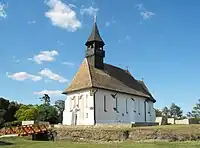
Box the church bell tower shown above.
[85,16,105,69]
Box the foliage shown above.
[54,100,65,123]
[14,105,39,121]
[162,107,170,117]
[4,101,21,122]
[0,97,21,128]
[37,104,58,124]
[155,109,162,117]
[0,96,62,127]
[4,120,22,127]
[169,103,183,119]
[187,99,200,121]
[159,103,183,119]
[40,94,50,106]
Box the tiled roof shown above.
[63,58,156,102]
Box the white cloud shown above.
[28,20,36,24]
[39,68,68,83]
[135,3,155,20]
[105,22,110,27]
[57,40,64,46]
[117,35,131,43]
[0,3,7,19]
[125,35,131,40]
[45,0,81,32]
[29,50,58,64]
[80,6,99,16]
[140,11,155,20]
[7,72,42,81]
[62,61,75,66]
[12,56,20,64]
[33,90,63,96]
[135,4,144,11]
[105,17,116,27]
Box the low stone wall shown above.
[175,119,199,125]
[155,117,167,125]
[168,118,175,125]
[54,125,200,142]
[22,120,50,126]
[54,124,132,129]
[131,122,159,127]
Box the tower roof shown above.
[85,22,105,46]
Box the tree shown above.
[54,100,65,123]
[40,94,50,105]
[37,104,58,124]
[0,97,21,127]
[155,109,162,117]
[0,109,6,127]
[187,99,200,119]
[4,101,21,122]
[0,97,10,110]
[169,103,183,119]
[162,107,170,117]
[15,105,39,121]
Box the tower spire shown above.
[85,17,105,47]
[85,18,105,69]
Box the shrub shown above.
[4,120,22,127]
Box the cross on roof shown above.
[94,15,97,23]
[141,77,144,81]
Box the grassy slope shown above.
[1,137,200,148]
[1,125,200,147]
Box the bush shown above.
[4,120,22,127]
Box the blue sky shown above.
[0,0,200,114]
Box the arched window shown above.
[78,95,83,107]
[131,98,136,112]
[126,98,128,114]
[138,100,140,115]
[85,94,88,108]
[71,96,76,108]
[148,102,151,114]
[104,95,107,112]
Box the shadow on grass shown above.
[0,141,13,146]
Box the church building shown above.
[62,20,156,125]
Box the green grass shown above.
[1,137,200,148]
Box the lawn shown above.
[1,137,200,148]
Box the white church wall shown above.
[62,89,95,125]
[63,88,156,125]
[146,101,156,122]
[95,89,156,124]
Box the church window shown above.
[104,95,107,112]
[138,100,140,115]
[71,96,76,108]
[85,94,88,108]
[148,102,151,114]
[86,113,88,118]
[78,95,83,107]
[69,98,72,109]
[115,97,118,111]
[132,98,136,112]
[126,98,128,114]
